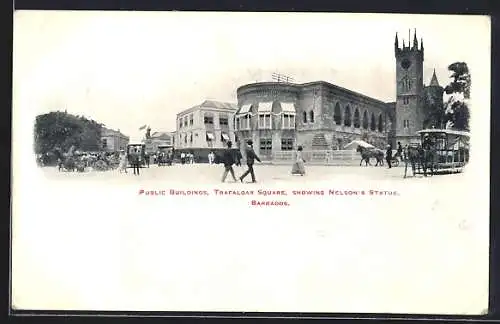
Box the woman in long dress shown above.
[119,150,128,173]
[291,145,306,176]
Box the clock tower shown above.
[394,29,425,145]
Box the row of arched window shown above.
[332,103,385,132]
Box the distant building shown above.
[101,127,129,152]
[143,131,175,153]
[175,100,238,151]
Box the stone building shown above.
[175,100,238,153]
[234,81,391,159]
[233,30,445,158]
[101,127,129,152]
[393,30,444,146]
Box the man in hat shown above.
[239,139,261,183]
[221,141,238,182]
[131,148,141,175]
[422,133,432,150]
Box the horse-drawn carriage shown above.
[157,145,174,166]
[403,129,470,177]
[126,143,147,168]
[345,140,390,166]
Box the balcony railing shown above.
[263,150,361,166]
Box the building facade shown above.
[233,30,444,157]
[175,100,238,151]
[143,131,175,154]
[101,127,130,152]
[234,82,391,159]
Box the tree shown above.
[34,111,104,156]
[443,62,471,131]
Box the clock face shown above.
[401,59,411,70]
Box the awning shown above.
[258,102,273,112]
[344,140,375,149]
[221,133,230,141]
[281,102,296,113]
[239,104,252,114]
[206,132,215,140]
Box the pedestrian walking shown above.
[239,140,261,183]
[386,144,393,169]
[118,150,128,173]
[221,141,238,182]
[291,145,306,176]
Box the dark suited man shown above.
[239,140,261,183]
[221,141,238,182]
[131,150,141,175]
[385,144,393,169]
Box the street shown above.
[40,162,465,184]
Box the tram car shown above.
[416,128,470,174]
[126,143,147,168]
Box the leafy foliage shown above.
[422,62,471,131]
[444,62,471,99]
[34,111,104,156]
[444,62,471,131]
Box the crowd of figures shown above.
[36,147,122,172]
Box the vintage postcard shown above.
[11,11,490,315]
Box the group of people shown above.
[153,151,173,166]
[56,150,121,172]
[220,140,306,183]
[220,140,261,183]
[180,152,195,164]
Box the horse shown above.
[357,146,385,166]
[404,144,437,178]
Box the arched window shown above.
[378,114,384,132]
[309,110,315,123]
[353,108,360,128]
[344,105,352,127]
[334,103,342,125]
[302,111,307,123]
[370,113,376,131]
[362,110,369,129]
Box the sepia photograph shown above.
[11,11,490,315]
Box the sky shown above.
[13,11,490,142]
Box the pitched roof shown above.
[429,69,440,87]
[151,131,172,138]
[201,100,238,110]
